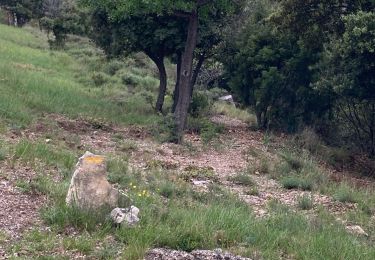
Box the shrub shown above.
[104,60,124,75]
[92,72,110,86]
[189,92,211,118]
[281,176,312,191]
[0,147,6,161]
[281,177,300,189]
[228,173,255,186]
[186,117,224,143]
[333,184,358,203]
[245,187,260,196]
[297,194,314,210]
[280,151,304,171]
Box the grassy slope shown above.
[0,24,158,128]
[0,24,374,259]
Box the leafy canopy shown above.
[81,0,235,18]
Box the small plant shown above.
[297,194,314,210]
[188,91,211,118]
[92,72,110,86]
[228,173,255,186]
[181,165,217,181]
[259,157,270,174]
[281,176,300,189]
[245,187,260,196]
[0,147,7,161]
[280,151,304,171]
[63,236,95,254]
[159,181,176,198]
[333,184,358,203]
[119,140,138,152]
[281,176,313,191]
[299,179,313,191]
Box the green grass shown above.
[0,24,159,128]
[5,139,375,259]
[297,194,314,210]
[333,183,359,203]
[228,173,255,186]
[213,101,257,125]
[2,24,375,260]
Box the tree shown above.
[82,0,242,143]
[0,0,43,26]
[315,11,375,156]
[39,0,87,48]
[89,10,186,113]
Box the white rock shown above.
[110,206,140,226]
[346,225,368,236]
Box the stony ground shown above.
[0,113,372,259]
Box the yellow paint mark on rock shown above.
[84,156,105,165]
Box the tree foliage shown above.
[222,0,375,156]
[40,0,86,48]
[315,11,375,155]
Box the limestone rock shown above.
[66,151,131,210]
[110,206,140,226]
[218,95,234,104]
[145,248,252,260]
[346,225,368,236]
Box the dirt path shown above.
[124,115,357,218]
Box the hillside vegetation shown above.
[0,23,374,260]
[0,24,160,128]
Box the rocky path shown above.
[123,115,356,218]
[0,113,366,257]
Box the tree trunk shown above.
[154,58,167,113]
[173,11,199,143]
[172,53,182,113]
[189,52,205,98]
[146,51,167,113]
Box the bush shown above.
[228,173,255,186]
[297,194,314,210]
[189,92,211,118]
[104,60,124,75]
[333,184,358,203]
[186,117,224,143]
[281,176,312,191]
[92,72,111,86]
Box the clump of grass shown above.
[63,235,95,254]
[297,194,314,210]
[107,158,133,186]
[333,183,358,203]
[281,176,300,189]
[159,181,176,198]
[181,165,217,182]
[228,173,255,186]
[281,176,313,191]
[279,151,304,171]
[118,140,138,152]
[186,117,224,144]
[12,139,75,170]
[212,101,257,125]
[0,147,7,161]
[245,187,260,196]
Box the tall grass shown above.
[0,24,159,127]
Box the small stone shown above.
[45,139,51,143]
[346,225,368,236]
[110,206,140,226]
